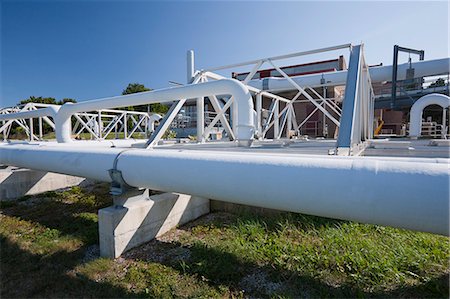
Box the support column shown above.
[274,100,279,139]
[98,189,210,258]
[256,93,262,139]
[442,108,447,139]
[197,97,205,143]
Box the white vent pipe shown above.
[409,93,450,138]
[0,144,448,236]
[247,58,450,91]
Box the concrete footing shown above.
[0,166,91,200]
[98,189,209,258]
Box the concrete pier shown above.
[98,189,209,258]
[0,166,90,200]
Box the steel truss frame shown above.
[0,103,156,141]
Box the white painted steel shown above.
[0,143,448,235]
[409,93,450,137]
[117,150,448,236]
[204,43,352,72]
[247,58,450,91]
[0,106,59,121]
[149,114,162,132]
[0,144,119,181]
[54,79,254,143]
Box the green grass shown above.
[0,184,448,298]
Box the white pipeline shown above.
[55,79,254,143]
[248,58,450,91]
[0,144,448,235]
[0,79,255,145]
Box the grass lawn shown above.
[0,184,448,298]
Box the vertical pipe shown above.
[286,105,292,138]
[29,118,33,141]
[232,98,238,134]
[124,113,128,139]
[98,111,102,139]
[391,45,399,110]
[187,50,195,83]
[38,117,43,139]
[274,100,279,139]
[197,96,205,142]
[187,50,204,143]
[256,93,262,139]
[322,87,327,137]
[442,108,447,139]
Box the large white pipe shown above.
[409,93,450,138]
[55,79,254,143]
[248,58,450,91]
[0,144,448,235]
[0,145,119,181]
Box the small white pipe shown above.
[149,114,162,133]
[187,50,195,83]
[409,93,450,138]
[197,97,205,143]
[0,106,59,121]
[53,79,254,144]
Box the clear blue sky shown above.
[1,0,448,108]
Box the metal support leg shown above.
[274,100,279,139]
[256,93,262,139]
[197,97,205,143]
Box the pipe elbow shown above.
[409,93,450,137]
[149,113,163,122]
[46,105,60,119]
[55,102,75,143]
[221,79,255,144]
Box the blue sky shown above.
[1,0,449,108]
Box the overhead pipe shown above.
[55,79,254,144]
[247,58,450,91]
[0,105,60,121]
[409,93,450,138]
[0,143,448,235]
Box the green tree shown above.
[121,83,169,114]
[122,83,150,95]
[428,78,446,89]
[20,96,77,105]
[57,98,77,105]
[20,96,57,105]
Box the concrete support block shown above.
[98,190,209,258]
[0,166,90,200]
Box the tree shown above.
[428,78,446,89]
[19,96,77,105]
[122,83,150,95]
[121,83,169,114]
[57,98,77,105]
[20,96,57,105]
